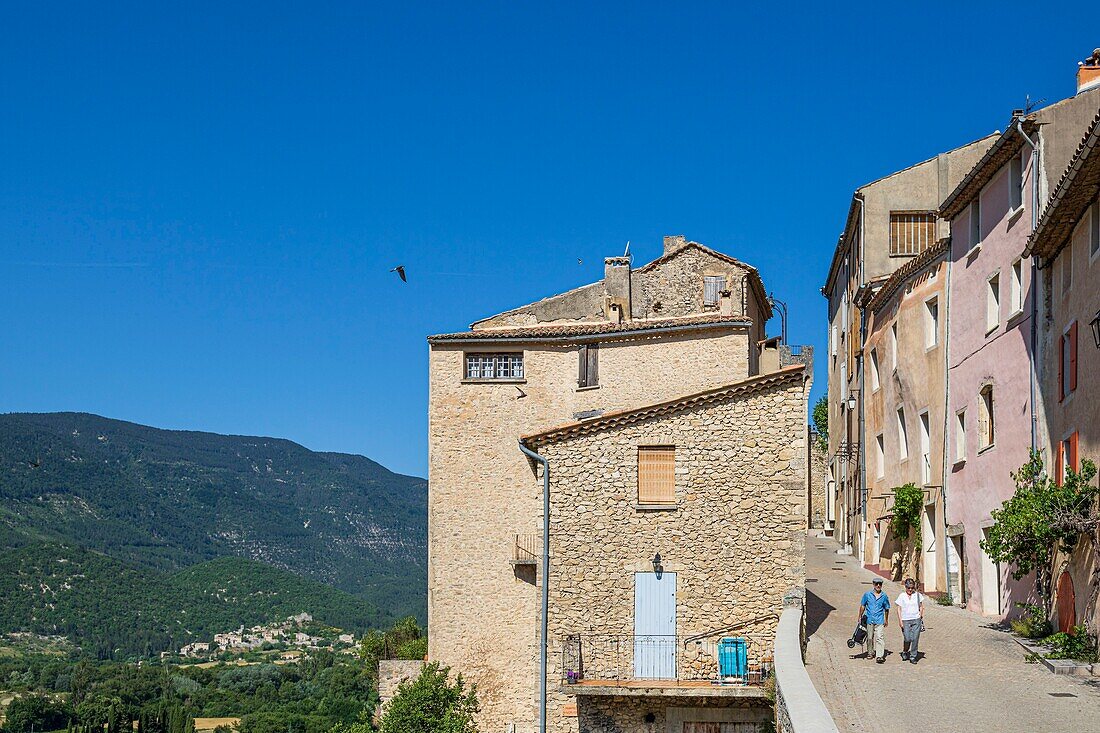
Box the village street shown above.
[803,535,1100,731]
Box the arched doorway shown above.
[1055,571,1076,633]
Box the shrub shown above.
[1008,603,1052,640]
[1042,625,1099,662]
[379,662,478,733]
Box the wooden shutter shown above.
[1069,322,1078,393]
[1059,334,1065,402]
[1055,440,1064,486]
[1070,432,1079,473]
[578,344,599,387]
[638,446,675,504]
[578,345,588,386]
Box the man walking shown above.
[896,578,925,663]
[858,577,890,663]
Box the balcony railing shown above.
[559,634,769,687]
[511,534,540,565]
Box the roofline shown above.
[939,120,1035,220]
[428,318,752,345]
[520,365,806,446]
[865,239,949,313]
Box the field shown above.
[193,718,240,731]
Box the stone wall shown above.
[375,660,423,723]
[773,590,839,733]
[428,330,753,733]
[534,372,808,733]
[807,437,828,530]
[579,696,773,733]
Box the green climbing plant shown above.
[890,483,923,546]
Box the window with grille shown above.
[577,343,599,388]
[464,353,524,380]
[889,212,936,256]
[638,446,675,504]
[703,275,726,306]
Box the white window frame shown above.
[1009,258,1024,318]
[831,325,838,357]
[876,433,885,479]
[870,348,881,392]
[897,406,909,461]
[1009,155,1023,213]
[463,353,525,381]
[955,408,967,463]
[968,199,982,254]
[919,410,931,485]
[925,296,939,349]
[978,384,995,452]
[986,271,1000,335]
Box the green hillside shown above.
[0,543,395,658]
[0,412,427,628]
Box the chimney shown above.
[663,234,688,256]
[1078,49,1100,94]
[604,256,632,322]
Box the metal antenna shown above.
[1024,95,1045,113]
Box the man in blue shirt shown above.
[859,577,891,663]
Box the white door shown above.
[922,504,937,590]
[980,528,1000,615]
[634,571,676,679]
[946,535,962,603]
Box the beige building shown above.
[859,241,952,594]
[427,236,810,733]
[821,135,996,558]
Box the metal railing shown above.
[512,533,540,564]
[559,634,769,686]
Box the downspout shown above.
[941,251,954,602]
[857,196,868,562]
[1016,120,1040,451]
[518,441,550,733]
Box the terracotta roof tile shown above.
[428,314,752,342]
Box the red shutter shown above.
[1055,441,1064,486]
[1069,322,1078,393]
[1058,334,1065,402]
[1070,432,1079,473]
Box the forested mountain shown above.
[0,544,394,658]
[0,412,428,641]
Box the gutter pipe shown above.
[1015,120,1040,452]
[518,441,551,733]
[857,196,867,561]
[941,251,955,602]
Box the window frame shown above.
[869,348,880,392]
[978,384,995,452]
[889,211,937,257]
[1009,258,1024,318]
[1009,155,1023,212]
[896,406,909,461]
[985,271,1000,335]
[968,199,982,254]
[702,275,727,307]
[1059,321,1078,402]
[876,433,885,479]
[955,408,967,464]
[462,352,525,382]
[637,445,676,506]
[924,296,939,349]
[919,410,931,485]
[577,343,600,389]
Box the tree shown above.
[360,617,427,683]
[980,452,1099,616]
[811,395,828,452]
[379,663,477,733]
[3,694,72,733]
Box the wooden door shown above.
[1056,571,1076,633]
[634,571,676,679]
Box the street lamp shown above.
[1091,309,1100,349]
[846,391,859,411]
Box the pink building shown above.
[940,85,1100,617]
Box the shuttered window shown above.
[889,212,936,256]
[1060,322,1078,401]
[464,353,524,380]
[703,276,726,306]
[578,343,599,388]
[978,385,995,450]
[638,446,675,505]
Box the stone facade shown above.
[427,237,807,733]
[375,660,423,724]
[807,434,827,530]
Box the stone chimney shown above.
[663,234,688,256]
[1078,49,1100,94]
[603,256,632,322]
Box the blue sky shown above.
[1,2,1093,477]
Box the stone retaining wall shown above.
[773,589,838,733]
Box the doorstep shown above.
[1012,637,1098,677]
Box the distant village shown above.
[172,613,359,659]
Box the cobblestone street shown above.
[804,535,1100,731]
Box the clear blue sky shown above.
[1,2,1093,477]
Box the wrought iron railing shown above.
[512,533,540,564]
[559,634,769,686]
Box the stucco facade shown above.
[427,236,806,733]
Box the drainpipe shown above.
[1016,120,1040,452]
[857,196,867,562]
[941,253,954,602]
[518,441,551,733]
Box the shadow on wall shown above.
[805,589,835,638]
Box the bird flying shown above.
[390,265,407,283]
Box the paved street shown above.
[804,535,1100,731]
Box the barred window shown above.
[464,353,524,380]
[889,212,936,256]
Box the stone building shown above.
[1025,104,1100,634]
[427,236,810,733]
[859,241,951,593]
[820,135,996,558]
[938,79,1100,618]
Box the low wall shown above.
[376,660,424,722]
[773,589,839,733]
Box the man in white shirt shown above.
[896,577,924,664]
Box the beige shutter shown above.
[638,446,675,504]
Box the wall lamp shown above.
[1091,309,1100,349]
[652,552,663,575]
[846,391,859,412]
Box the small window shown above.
[831,325,838,357]
[978,385,995,450]
[870,348,880,391]
[1056,432,1079,486]
[889,212,936,256]
[578,343,599,388]
[464,353,524,380]
[955,409,967,463]
[969,199,982,250]
[1010,259,1023,315]
[876,434,885,479]
[919,411,931,484]
[890,323,898,371]
[638,446,675,505]
[1061,248,1072,296]
[1090,201,1099,260]
[703,275,726,307]
[1009,156,1023,211]
[1059,322,1078,401]
[897,407,908,460]
[986,272,1000,333]
[925,297,939,348]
